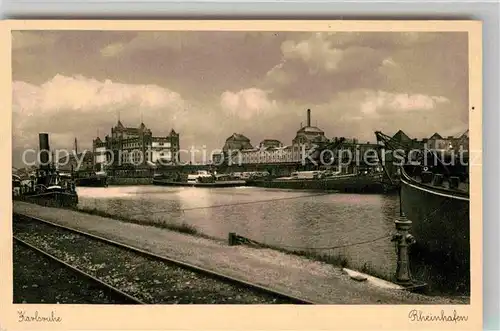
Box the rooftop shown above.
[113,120,152,134]
[429,132,443,140]
[226,133,251,142]
[297,126,324,134]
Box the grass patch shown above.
[288,250,351,269]
[75,207,200,236]
[56,205,396,288]
[73,207,356,272]
[74,207,360,274]
[239,238,353,270]
[360,262,389,281]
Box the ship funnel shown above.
[39,133,50,169]
[307,109,311,127]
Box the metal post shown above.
[392,212,416,286]
[228,232,237,246]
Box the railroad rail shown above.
[13,236,146,304]
[13,212,315,304]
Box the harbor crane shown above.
[374,130,469,183]
[306,137,347,167]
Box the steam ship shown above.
[13,133,79,208]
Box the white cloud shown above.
[381,57,398,68]
[220,88,278,120]
[97,32,210,58]
[13,74,184,114]
[100,43,125,57]
[280,33,344,73]
[12,74,186,150]
[265,61,294,85]
[359,90,450,115]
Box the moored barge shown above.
[400,160,469,291]
[75,171,108,187]
[375,130,470,292]
[153,179,248,188]
[153,170,247,188]
[246,170,390,193]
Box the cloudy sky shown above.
[12,30,468,167]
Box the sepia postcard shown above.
[0,20,482,330]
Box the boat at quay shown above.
[375,130,470,292]
[153,179,248,188]
[13,133,79,208]
[399,160,469,292]
[246,170,392,193]
[153,170,247,188]
[74,171,108,187]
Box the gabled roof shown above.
[114,121,150,134]
[429,132,443,140]
[392,130,411,142]
[226,133,250,142]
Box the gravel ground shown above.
[13,202,470,304]
[13,242,124,304]
[13,218,295,304]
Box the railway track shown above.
[13,212,315,304]
[13,238,145,304]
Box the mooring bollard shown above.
[392,213,416,286]
[228,232,237,246]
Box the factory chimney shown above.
[39,133,50,170]
[307,109,311,127]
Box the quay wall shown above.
[106,161,364,181]
[107,177,153,185]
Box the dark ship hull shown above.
[153,179,247,187]
[400,165,469,292]
[75,176,108,187]
[247,173,391,193]
[15,190,79,208]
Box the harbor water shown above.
[76,185,399,280]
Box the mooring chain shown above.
[231,199,451,252]
[232,233,392,251]
[127,192,334,217]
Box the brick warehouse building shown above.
[93,120,179,171]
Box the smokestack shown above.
[39,133,50,169]
[307,109,311,127]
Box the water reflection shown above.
[77,185,400,279]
